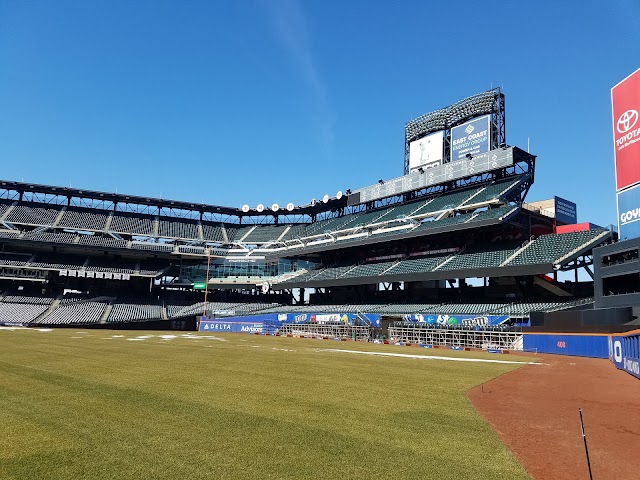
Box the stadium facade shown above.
[1,87,638,377]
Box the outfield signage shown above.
[352,146,514,205]
[617,183,640,240]
[451,115,491,161]
[554,196,577,224]
[612,68,640,191]
[198,312,381,333]
[193,282,207,290]
[408,131,444,172]
[610,334,640,379]
[401,314,509,326]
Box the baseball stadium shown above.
[1,80,640,480]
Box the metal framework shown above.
[278,323,372,339]
[388,324,523,350]
[404,89,507,174]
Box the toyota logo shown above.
[617,109,638,134]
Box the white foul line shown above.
[319,348,538,365]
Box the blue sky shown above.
[1,0,639,227]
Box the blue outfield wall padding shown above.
[522,333,609,358]
[610,333,640,379]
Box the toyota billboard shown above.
[612,68,640,192]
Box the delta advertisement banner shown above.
[617,183,640,240]
[554,196,577,224]
[612,68,640,192]
[450,115,491,161]
[408,131,444,172]
[198,312,381,333]
[401,313,510,326]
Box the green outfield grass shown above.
[0,328,532,479]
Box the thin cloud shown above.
[266,0,334,149]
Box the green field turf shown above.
[0,328,532,479]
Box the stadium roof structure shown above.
[0,179,348,219]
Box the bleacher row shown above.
[0,252,166,276]
[0,177,523,249]
[280,228,611,286]
[0,293,593,326]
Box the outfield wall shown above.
[522,333,609,358]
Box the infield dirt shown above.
[468,354,640,480]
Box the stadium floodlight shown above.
[311,198,317,206]
[286,203,295,211]
[405,88,501,142]
[241,204,250,213]
[322,194,329,203]
[345,189,352,195]
[256,204,265,212]
[271,203,280,212]
[336,191,343,200]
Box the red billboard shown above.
[612,68,640,191]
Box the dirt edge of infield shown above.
[467,353,640,480]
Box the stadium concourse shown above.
[0,89,628,352]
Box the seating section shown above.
[130,241,173,252]
[242,225,287,244]
[0,252,32,266]
[229,226,253,243]
[39,302,106,325]
[415,187,482,215]
[0,294,595,326]
[507,229,609,266]
[201,223,225,242]
[3,295,54,305]
[178,245,207,255]
[86,256,138,273]
[59,209,108,231]
[280,224,308,241]
[23,232,77,244]
[78,235,128,248]
[460,178,521,206]
[107,303,163,322]
[0,303,48,324]
[439,241,521,271]
[6,205,61,226]
[158,219,199,240]
[110,214,155,236]
[386,256,449,275]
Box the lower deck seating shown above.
[0,303,48,324]
[39,302,107,325]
